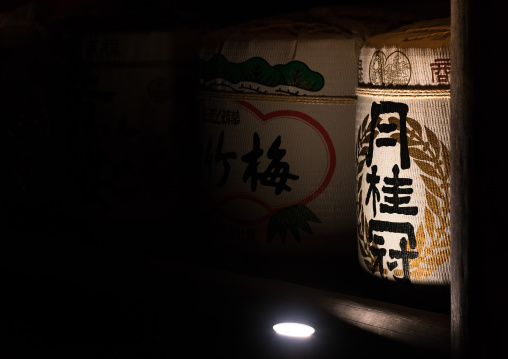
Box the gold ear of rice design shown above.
[356,114,450,280]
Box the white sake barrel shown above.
[198,10,381,258]
[355,18,451,285]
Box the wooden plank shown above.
[450,0,471,357]
[147,257,451,355]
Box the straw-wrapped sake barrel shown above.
[69,28,202,250]
[197,10,380,260]
[355,18,451,285]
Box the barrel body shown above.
[355,18,451,284]
[198,15,369,258]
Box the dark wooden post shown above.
[451,0,506,358]
[450,0,471,357]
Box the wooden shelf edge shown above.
[1,233,450,355]
[147,257,451,354]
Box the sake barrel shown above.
[68,28,203,251]
[197,12,379,259]
[355,18,451,285]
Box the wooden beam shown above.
[451,0,506,357]
[450,0,471,357]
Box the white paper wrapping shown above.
[198,12,377,256]
[198,8,428,257]
[355,19,451,285]
[358,18,451,87]
[200,92,357,255]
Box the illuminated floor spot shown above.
[273,323,315,337]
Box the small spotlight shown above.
[273,323,315,337]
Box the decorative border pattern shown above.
[200,91,357,105]
[356,87,450,98]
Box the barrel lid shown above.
[199,7,422,97]
[358,18,451,88]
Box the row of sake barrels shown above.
[64,5,451,286]
[197,6,451,286]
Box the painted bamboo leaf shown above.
[267,205,321,243]
[416,222,426,253]
[425,189,441,218]
[425,125,441,157]
[364,259,373,271]
[406,117,422,136]
[388,116,400,129]
[357,115,369,143]
[414,159,441,178]
[424,206,436,242]
[423,247,450,266]
[441,140,451,180]
[421,174,444,200]
[359,146,369,157]
[357,159,365,174]
[361,114,369,132]
[390,132,400,142]
[407,136,422,147]
[409,147,434,162]
[362,130,378,145]
[392,131,420,147]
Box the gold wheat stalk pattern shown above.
[356,113,451,280]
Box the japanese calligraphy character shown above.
[215,131,237,187]
[365,165,381,217]
[222,110,231,125]
[368,219,417,279]
[366,101,410,170]
[430,58,451,83]
[241,132,264,192]
[370,234,387,277]
[380,164,418,216]
[210,109,221,124]
[230,110,241,125]
[204,132,237,187]
[369,220,416,250]
[241,132,299,195]
[389,237,419,282]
